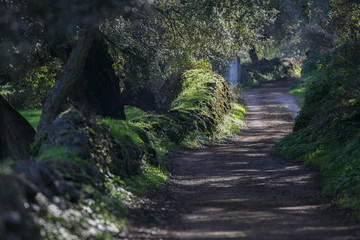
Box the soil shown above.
[117,79,360,240]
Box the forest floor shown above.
[117,79,360,240]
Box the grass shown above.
[289,79,306,106]
[171,69,222,111]
[19,108,42,130]
[17,107,143,131]
[122,163,168,196]
[214,102,246,139]
[37,146,88,166]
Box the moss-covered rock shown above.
[171,69,231,125]
[129,69,232,148]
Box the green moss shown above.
[171,69,230,124]
[122,163,168,196]
[37,146,87,166]
[103,118,144,148]
[171,70,216,110]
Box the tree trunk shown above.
[70,37,126,119]
[36,26,97,136]
[0,94,35,160]
[249,46,259,64]
[70,36,163,117]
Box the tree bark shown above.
[0,94,35,160]
[249,46,259,64]
[36,26,97,136]
[70,37,126,119]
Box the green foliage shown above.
[172,69,231,124]
[328,0,360,42]
[275,42,360,217]
[213,102,246,139]
[8,58,63,109]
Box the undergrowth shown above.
[275,43,360,218]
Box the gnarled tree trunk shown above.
[37,26,97,137]
[70,37,126,119]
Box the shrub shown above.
[275,42,360,217]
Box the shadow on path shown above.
[120,79,360,240]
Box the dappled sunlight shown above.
[156,79,360,240]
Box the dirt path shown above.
[120,79,360,240]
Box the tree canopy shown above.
[0,0,358,128]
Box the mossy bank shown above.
[0,69,245,239]
[275,43,360,218]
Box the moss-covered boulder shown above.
[129,69,232,147]
[35,108,154,179]
[171,69,231,125]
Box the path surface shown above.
[120,79,360,240]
